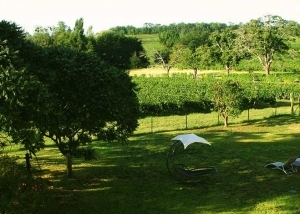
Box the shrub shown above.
[0,154,49,214]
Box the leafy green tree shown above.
[179,29,211,51]
[171,44,200,78]
[30,47,139,176]
[0,20,46,153]
[70,18,87,52]
[171,44,214,78]
[158,30,180,49]
[210,26,243,75]
[51,21,72,47]
[153,48,175,76]
[0,20,27,68]
[29,27,53,47]
[206,79,245,127]
[1,21,140,177]
[31,19,92,52]
[94,31,148,70]
[237,15,290,75]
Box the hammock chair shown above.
[166,134,217,183]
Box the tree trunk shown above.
[166,66,171,77]
[265,63,271,75]
[225,64,230,75]
[224,115,228,127]
[193,68,197,79]
[66,153,73,177]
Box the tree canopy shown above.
[237,15,291,75]
[0,19,140,176]
[93,31,149,70]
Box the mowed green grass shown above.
[4,103,300,214]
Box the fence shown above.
[135,102,299,134]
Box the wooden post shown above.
[151,117,153,133]
[290,92,294,114]
[185,114,188,130]
[248,108,250,121]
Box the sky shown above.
[1,0,300,34]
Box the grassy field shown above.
[3,103,300,214]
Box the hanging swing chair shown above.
[166,133,217,183]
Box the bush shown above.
[0,154,49,214]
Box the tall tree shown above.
[158,30,180,49]
[0,20,46,153]
[70,18,87,52]
[31,47,140,176]
[237,15,290,75]
[153,48,175,76]
[94,31,148,70]
[1,21,140,176]
[171,44,214,78]
[210,26,243,75]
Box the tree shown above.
[237,15,290,75]
[29,27,53,47]
[210,26,243,75]
[31,47,140,176]
[171,44,200,78]
[0,20,27,68]
[70,18,87,52]
[158,30,180,49]
[153,48,175,76]
[171,44,215,78]
[179,29,211,51]
[206,79,245,127]
[1,21,140,177]
[0,20,46,154]
[94,31,148,70]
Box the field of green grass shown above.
[3,102,300,213]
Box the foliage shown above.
[1,21,140,176]
[210,26,244,74]
[30,46,140,155]
[0,154,49,214]
[158,30,180,48]
[0,20,46,154]
[237,15,291,75]
[94,31,149,70]
[206,79,245,127]
[133,73,212,116]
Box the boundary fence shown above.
[135,103,299,134]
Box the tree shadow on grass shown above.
[31,115,300,214]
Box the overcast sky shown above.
[1,0,300,34]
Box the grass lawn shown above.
[3,105,300,213]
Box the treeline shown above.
[111,22,300,37]
[28,18,149,70]
[111,16,300,74]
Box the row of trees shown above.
[0,19,141,176]
[111,21,300,36]
[30,18,149,70]
[119,15,300,76]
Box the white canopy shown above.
[171,133,211,149]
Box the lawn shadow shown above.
[27,114,300,214]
